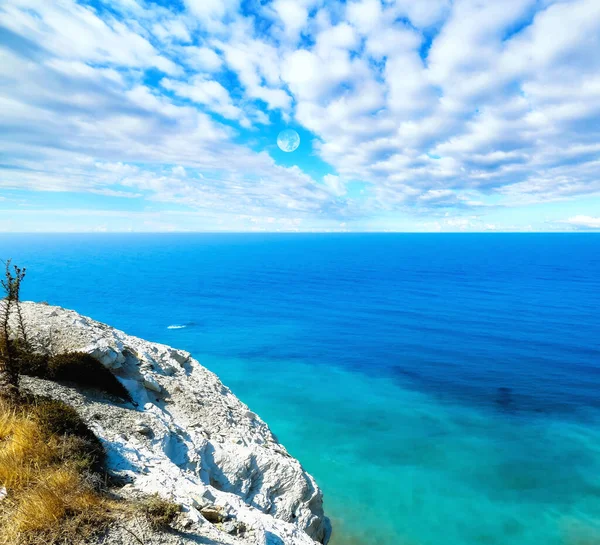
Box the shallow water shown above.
[199,353,600,545]
[2,233,599,545]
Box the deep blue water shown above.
[2,233,600,544]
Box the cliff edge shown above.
[17,302,331,545]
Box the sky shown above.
[0,0,599,232]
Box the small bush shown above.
[141,494,181,530]
[18,352,50,380]
[19,351,131,402]
[29,397,105,471]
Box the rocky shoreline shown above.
[18,302,331,545]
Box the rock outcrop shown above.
[18,302,331,545]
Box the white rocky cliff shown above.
[18,302,332,545]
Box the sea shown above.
[1,233,599,545]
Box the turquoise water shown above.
[1,233,600,544]
[211,355,600,545]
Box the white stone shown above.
[142,374,162,393]
[170,348,191,365]
[84,340,124,370]
[135,421,152,435]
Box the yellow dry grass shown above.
[0,399,109,545]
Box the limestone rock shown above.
[142,373,162,393]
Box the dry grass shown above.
[140,493,181,530]
[0,398,110,545]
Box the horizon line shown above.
[0,231,598,235]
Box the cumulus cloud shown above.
[322,174,347,197]
[558,216,600,230]
[1,0,599,230]
[179,46,223,71]
[184,0,240,31]
[268,0,318,43]
[161,76,245,122]
[1,0,180,73]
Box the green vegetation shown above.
[0,260,28,400]
[21,352,131,402]
[140,493,182,530]
[0,259,131,402]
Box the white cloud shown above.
[1,0,180,73]
[282,22,367,107]
[347,0,382,35]
[180,46,223,71]
[389,0,450,28]
[162,76,244,122]
[323,174,346,197]
[217,30,292,111]
[1,0,600,231]
[184,0,240,31]
[153,19,192,43]
[0,15,334,220]
[270,0,314,43]
[559,216,600,229]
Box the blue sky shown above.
[0,0,599,232]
